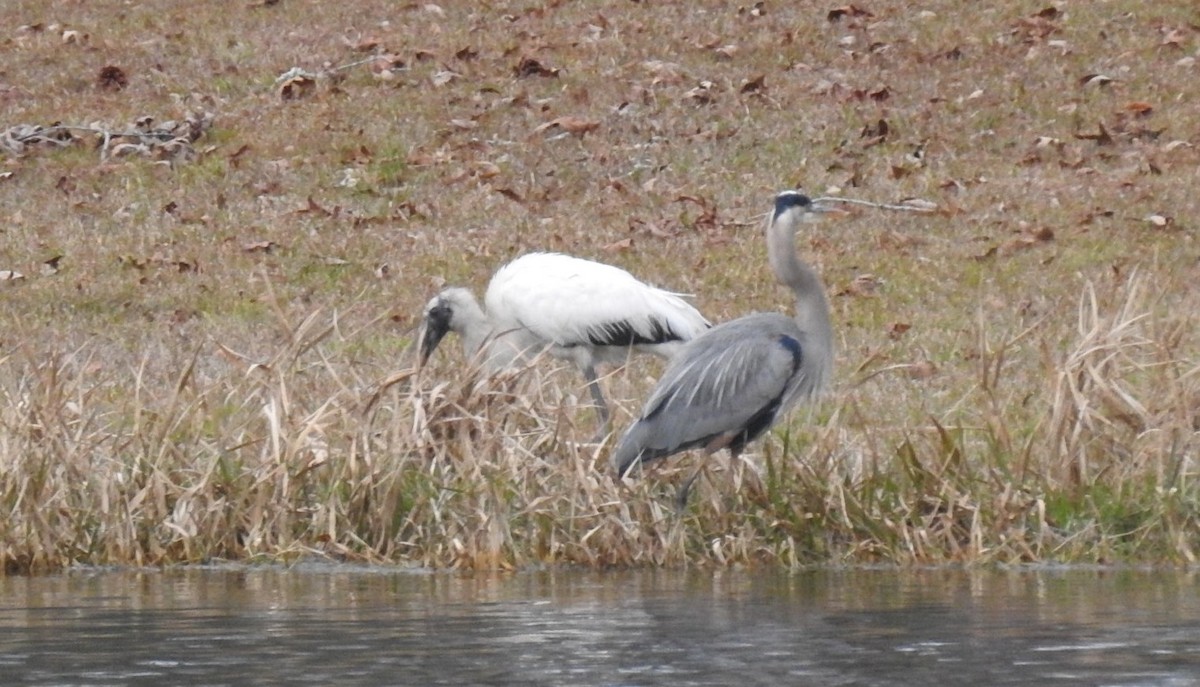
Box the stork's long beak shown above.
[419,305,452,365]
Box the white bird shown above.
[611,190,835,506]
[420,252,711,439]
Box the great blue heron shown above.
[421,252,711,439]
[611,190,835,505]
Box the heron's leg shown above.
[676,436,734,510]
[582,364,611,443]
[675,458,707,511]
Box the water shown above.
[1,565,1197,686]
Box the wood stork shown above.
[420,252,711,439]
[611,190,835,506]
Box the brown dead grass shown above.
[1,0,1198,573]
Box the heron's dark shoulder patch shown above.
[777,334,803,364]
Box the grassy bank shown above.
[1,0,1197,573]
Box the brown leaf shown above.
[278,74,316,100]
[42,255,63,275]
[907,361,938,380]
[472,160,501,178]
[514,57,559,78]
[603,238,633,252]
[1031,226,1055,242]
[493,187,524,203]
[1074,121,1113,146]
[827,5,872,22]
[739,74,766,94]
[839,273,882,297]
[675,194,719,229]
[242,240,277,253]
[97,65,128,91]
[1078,73,1115,87]
[351,36,381,52]
[297,196,333,217]
[972,245,998,262]
[860,118,889,146]
[533,116,600,137]
[684,81,717,105]
[1125,101,1154,116]
[887,322,911,340]
[62,29,88,45]
[1161,28,1187,49]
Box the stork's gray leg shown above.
[582,364,611,443]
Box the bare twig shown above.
[814,196,939,213]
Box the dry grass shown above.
[1,0,1198,573]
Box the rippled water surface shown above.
[1,565,1198,686]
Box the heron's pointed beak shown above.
[809,199,850,217]
[420,305,452,366]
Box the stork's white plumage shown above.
[421,252,710,439]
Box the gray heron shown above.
[611,190,835,505]
[421,252,711,439]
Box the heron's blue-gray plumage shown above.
[612,313,821,475]
[611,190,834,491]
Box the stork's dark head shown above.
[419,288,472,365]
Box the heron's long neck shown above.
[767,216,834,373]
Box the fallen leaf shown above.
[351,36,381,52]
[97,65,128,91]
[860,118,889,145]
[1125,101,1153,116]
[0,270,26,283]
[739,74,766,94]
[1144,214,1172,227]
[839,273,882,297]
[533,116,600,137]
[514,57,558,78]
[684,81,717,105]
[1074,121,1113,146]
[430,70,459,87]
[827,4,872,22]
[714,44,738,60]
[1160,27,1187,48]
[603,238,633,252]
[887,322,911,340]
[1079,73,1114,87]
[493,187,524,203]
[907,361,938,380]
[242,241,277,253]
[278,73,316,100]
